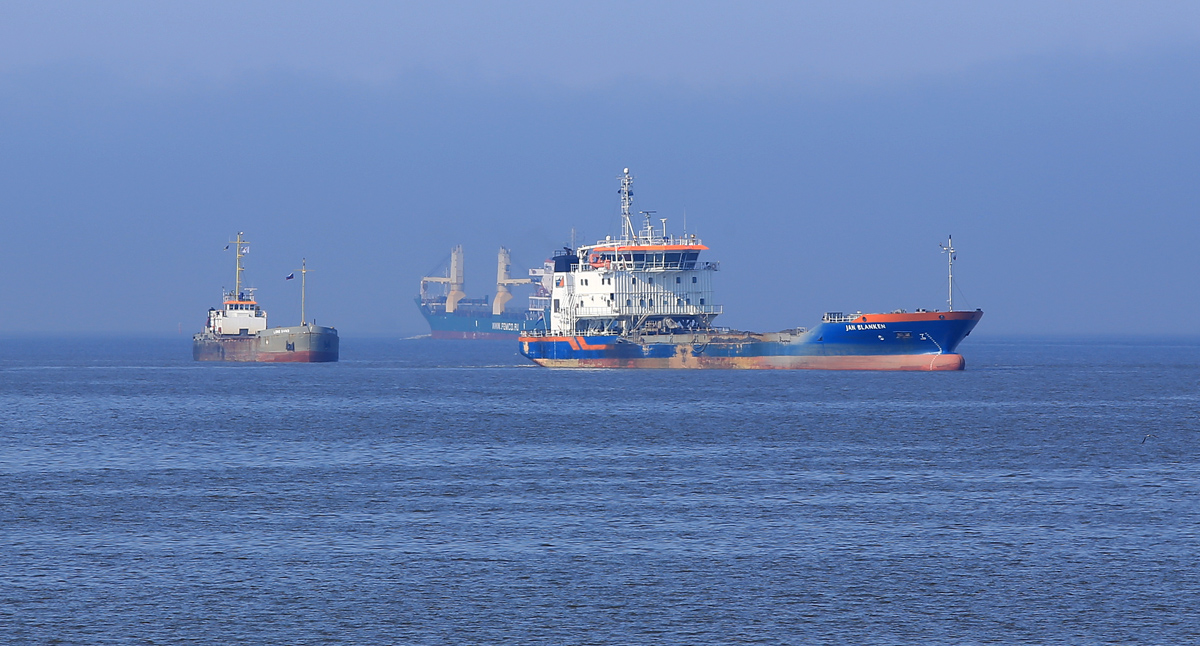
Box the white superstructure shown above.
[202,232,268,336]
[546,168,722,335]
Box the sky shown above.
[2,1,1199,336]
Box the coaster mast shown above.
[230,232,249,299]
[299,258,308,325]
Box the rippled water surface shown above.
[2,336,1198,645]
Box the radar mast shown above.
[230,232,249,300]
[619,168,635,241]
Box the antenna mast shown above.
[940,235,956,311]
[231,232,248,299]
[619,168,635,241]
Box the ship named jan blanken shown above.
[519,169,982,370]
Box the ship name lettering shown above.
[845,323,886,331]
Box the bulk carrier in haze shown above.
[193,233,339,362]
[519,169,982,370]
[416,246,549,339]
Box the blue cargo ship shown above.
[417,245,548,339]
[519,169,982,370]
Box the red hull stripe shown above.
[528,353,967,371]
[255,351,338,363]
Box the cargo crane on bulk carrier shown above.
[416,246,550,339]
[518,168,983,370]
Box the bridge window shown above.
[676,277,681,284]
[692,276,697,283]
[648,277,653,285]
[626,299,632,306]
[700,298,706,305]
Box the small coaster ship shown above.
[519,169,982,370]
[193,233,339,362]
[416,245,549,339]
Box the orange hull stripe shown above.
[590,245,709,252]
[851,311,981,323]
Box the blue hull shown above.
[416,298,547,339]
[520,311,982,370]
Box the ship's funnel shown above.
[493,246,533,315]
[421,245,467,313]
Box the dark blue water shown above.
[2,336,1198,645]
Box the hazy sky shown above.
[3,2,1199,336]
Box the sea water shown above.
[1,336,1198,645]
